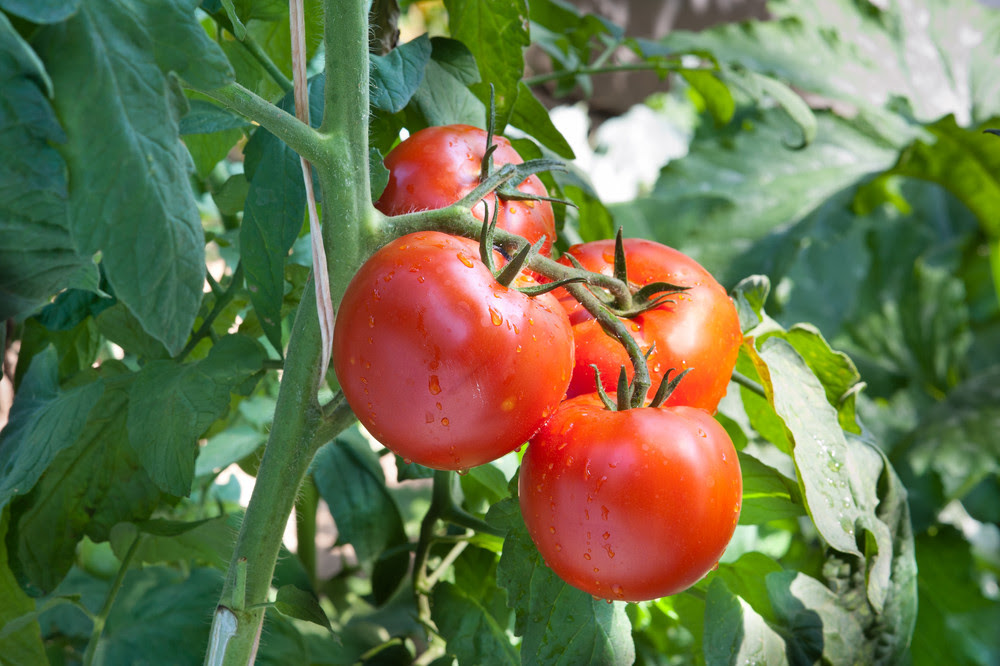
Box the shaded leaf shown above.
[432,582,518,665]
[274,585,333,632]
[0,509,46,666]
[370,34,431,113]
[489,498,635,665]
[703,577,787,666]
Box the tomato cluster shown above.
[333,125,744,602]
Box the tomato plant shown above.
[375,124,558,256]
[555,238,742,412]
[519,392,742,602]
[333,231,573,470]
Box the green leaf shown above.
[7,367,162,593]
[904,365,1000,502]
[109,517,233,569]
[731,274,771,334]
[432,581,518,665]
[736,452,804,525]
[444,0,529,129]
[97,567,224,664]
[667,0,1000,124]
[910,527,1000,666]
[142,0,234,90]
[312,427,409,604]
[370,33,432,113]
[409,38,485,128]
[723,68,816,148]
[489,498,635,665]
[0,509,46,666]
[0,0,80,23]
[0,13,95,321]
[0,347,104,514]
[93,302,172,361]
[126,334,266,496]
[890,115,1000,236]
[179,98,251,135]
[32,0,223,355]
[768,570,863,665]
[274,585,333,632]
[240,74,323,352]
[611,109,901,283]
[680,69,735,126]
[195,425,267,477]
[781,324,864,433]
[509,81,574,158]
[703,577,787,666]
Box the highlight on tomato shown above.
[518,391,742,602]
[375,124,558,256]
[332,231,574,471]
[555,238,743,412]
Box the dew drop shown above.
[583,553,592,561]
[612,584,624,598]
[489,306,503,326]
[601,505,610,520]
[457,252,474,268]
[604,544,615,559]
[403,458,412,465]
[428,375,442,395]
[555,543,562,551]
[549,526,556,534]
[368,315,375,328]
[441,417,450,426]
[602,531,611,540]
[457,468,469,476]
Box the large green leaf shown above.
[7,366,162,593]
[890,115,1000,236]
[370,33,432,114]
[0,0,80,23]
[611,109,902,284]
[127,334,266,496]
[444,0,529,129]
[407,37,485,130]
[239,74,323,352]
[0,509,46,666]
[432,582,518,665]
[0,13,95,321]
[0,347,103,514]
[489,498,635,666]
[703,578,787,666]
[95,567,223,664]
[668,0,1000,124]
[32,0,232,355]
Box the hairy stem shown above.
[82,534,142,666]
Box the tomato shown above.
[332,231,574,470]
[519,393,742,601]
[555,238,742,412]
[375,124,557,256]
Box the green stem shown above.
[205,284,326,666]
[522,60,694,87]
[178,263,244,362]
[731,370,767,398]
[82,534,142,666]
[295,476,320,586]
[184,81,329,167]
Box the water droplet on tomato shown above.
[424,412,434,423]
[441,417,450,426]
[602,531,611,540]
[489,307,503,326]
[593,567,600,573]
[612,584,624,598]
[368,315,375,328]
[604,544,615,559]
[515,345,522,353]
[583,553,591,561]
[417,275,425,283]
[697,428,707,438]
[428,375,441,395]
[457,252,474,268]
[457,468,469,476]
[549,526,556,534]
[601,505,610,520]
[595,475,607,492]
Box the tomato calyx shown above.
[592,360,693,411]
[478,200,586,294]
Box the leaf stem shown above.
[238,35,294,93]
[732,370,767,398]
[81,533,142,666]
[183,81,330,167]
[178,263,244,362]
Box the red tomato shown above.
[375,124,557,256]
[519,393,742,601]
[332,231,573,470]
[556,238,742,412]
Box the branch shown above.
[184,81,329,167]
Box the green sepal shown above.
[516,276,586,297]
[495,237,544,287]
[616,366,632,411]
[478,199,500,273]
[649,368,693,408]
[591,364,617,411]
[613,227,628,285]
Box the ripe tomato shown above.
[519,393,742,601]
[333,231,573,470]
[556,238,742,412]
[375,124,557,256]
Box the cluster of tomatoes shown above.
[332,125,745,602]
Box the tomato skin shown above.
[332,231,573,470]
[556,238,742,412]
[375,124,557,255]
[519,393,742,601]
